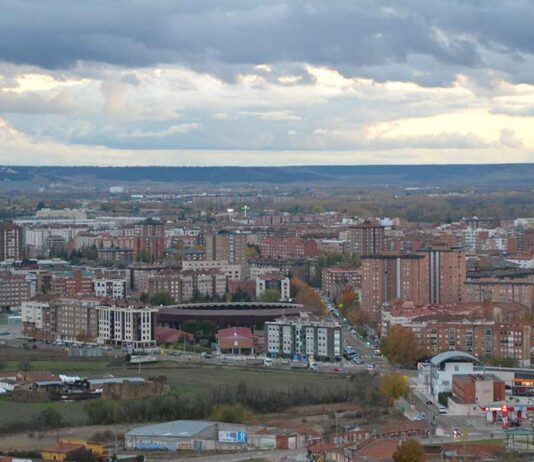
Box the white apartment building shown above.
[265,313,342,360]
[21,300,49,330]
[182,260,241,281]
[94,278,127,298]
[256,275,290,301]
[97,305,157,348]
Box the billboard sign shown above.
[219,431,247,444]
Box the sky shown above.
[0,0,534,166]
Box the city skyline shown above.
[1,1,534,166]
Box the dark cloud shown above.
[0,0,531,84]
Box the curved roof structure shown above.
[430,350,480,366]
[165,302,303,310]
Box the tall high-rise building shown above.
[205,230,247,266]
[134,219,165,263]
[0,223,22,261]
[422,246,466,305]
[341,221,385,255]
[361,254,429,323]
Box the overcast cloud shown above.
[0,0,533,165]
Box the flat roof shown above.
[88,377,144,385]
[126,420,215,438]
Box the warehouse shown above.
[125,420,253,451]
[125,421,217,451]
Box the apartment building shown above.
[340,222,385,255]
[97,305,157,348]
[134,219,165,263]
[182,260,241,280]
[361,254,429,323]
[97,247,134,263]
[55,298,100,341]
[381,303,532,366]
[0,271,32,310]
[422,246,466,305]
[0,223,22,261]
[322,266,361,300]
[148,270,227,303]
[21,299,56,339]
[94,278,127,299]
[205,230,247,266]
[265,314,343,360]
[21,297,100,341]
[465,272,534,311]
[50,270,94,296]
[259,237,318,259]
[255,274,290,301]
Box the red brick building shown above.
[50,269,94,296]
[465,272,534,311]
[322,266,361,300]
[361,254,429,322]
[134,219,165,263]
[260,237,318,259]
[452,374,505,404]
[340,221,385,255]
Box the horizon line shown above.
[2,162,534,168]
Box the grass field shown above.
[1,359,111,374]
[0,397,88,426]
[121,363,352,394]
[0,359,357,431]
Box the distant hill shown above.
[1,164,533,188]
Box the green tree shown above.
[18,360,32,372]
[209,404,254,424]
[259,288,281,302]
[34,408,63,430]
[149,291,174,306]
[438,392,451,407]
[136,249,150,263]
[392,439,425,462]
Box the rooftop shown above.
[126,420,215,438]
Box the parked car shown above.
[439,406,448,414]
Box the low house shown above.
[41,442,87,462]
[217,327,254,355]
[155,326,193,345]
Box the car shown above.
[452,428,461,437]
[439,406,448,414]
[281,358,290,365]
[352,358,363,365]
[263,357,273,367]
[367,363,375,369]
[426,400,433,405]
